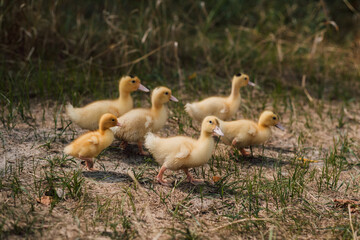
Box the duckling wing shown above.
[66,101,116,130]
[145,134,195,170]
[88,135,99,145]
[114,109,152,142]
[247,125,257,137]
[234,125,258,139]
[185,97,228,121]
[163,139,195,170]
[65,131,103,158]
[235,124,259,146]
[206,97,228,115]
[220,106,229,114]
[218,101,229,114]
[222,120,259,147]
[175,142,192,159]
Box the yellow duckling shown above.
[112,86,178,155]
[144,116,224,186]
[185,73,255,122]
[66,75,149,130]
[219,110,284,156]
[64,113,120,170]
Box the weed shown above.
[60,169,85,200]
[166,225,202,240]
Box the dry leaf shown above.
[36,196,53,206]
[334,199,360,213]
[213,176,221,183]
[297,157,319,163]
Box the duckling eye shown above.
[273,117,276,120]
[244,77,248,81]
[165,92,169,95]
[209,120,213,124]
[131,80,136,83]
[112,119,115,121]
[236,73,242,77]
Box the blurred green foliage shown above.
[0,0,359,102]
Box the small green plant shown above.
[166,225,202,240]
[60,169,85,200]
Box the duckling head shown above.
[151,86,178,106]
[119,75,149,93]
[258,110,285,130]
[233,73,255,88]
[201,116,224,137]
[99,113,121,131]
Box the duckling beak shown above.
[170,95,179,102]
[275,123,285,131]
[116,122,121,127]
[248,81,256,87]
[138,84,150,92]
[213,126,224,136]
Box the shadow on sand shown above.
[82,171,131,183]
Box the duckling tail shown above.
[64,144,74,155]
[144,132,159,152]
[184,103,195,119]
[65,103,80,124]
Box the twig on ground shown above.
[348,205,357,240]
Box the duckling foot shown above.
[231,140,250,157]
[190,178,204,185]
[240,148,250,157]
[183,169,204,185]
[80,157,98,171]
[156,166,172,186]
[137,141,149,156]
[156,177,173,187]
[120,141,128,150]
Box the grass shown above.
[0,0,360,239]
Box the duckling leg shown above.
[79,157,97,171]
[232,139,250,157]
[137,141,149,156]
[183,169,204,185]
[156,166,172,186]
[120,141,128,150]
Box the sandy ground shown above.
[0,99,359,239]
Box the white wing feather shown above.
[175,143,191,159]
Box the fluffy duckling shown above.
[219,110,284,156]
[185,73,255,122]
[144,116,224,186]
[66,75,149,130]
[64,113,120,170]
[112,86,178,155]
